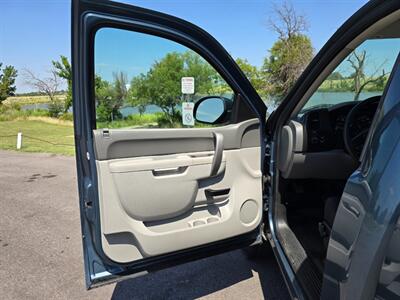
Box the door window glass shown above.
[299,39,400,114]
[94,28,233,129]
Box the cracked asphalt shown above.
[0,150,289,300]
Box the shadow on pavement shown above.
[111,249,290,299]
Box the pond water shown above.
[21,91,382,117]
[21,102,160,118]
[22,103,53,111]
[120,104,163,117]
[303,91,382,110]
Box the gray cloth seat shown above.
[323,196,341,230]
[320,196,341,249]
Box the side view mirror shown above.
[193,96,232,124]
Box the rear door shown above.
[72,0,267,289]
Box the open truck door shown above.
[72,0,267,289]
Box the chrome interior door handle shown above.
[210,132,224,177]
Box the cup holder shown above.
[189,216,220,227]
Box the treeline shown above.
[0,2,315,126]
[14,91,67,97]
[3,2,387,128]
[92,2,316,127]
[96,51,232,126]
[320,76,388,93]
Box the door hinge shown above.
[83,177,95,222]
[263,193,270,212]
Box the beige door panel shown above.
[93,119,260,160]
[105,152,227,221]
[93,119,262,264]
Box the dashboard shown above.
[299,101,376,153]
[278,99,380,180]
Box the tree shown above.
[347,50,388,101]
[235,58,265,96]
[268,1,308,40]
[0,64,18,104]
[128,74,149,116]
[325,72,344,90]
[130,52,183,125]
[95,72,127,122]
[129,51,224,125]
[327,72,344,81]
[263,1,314,102]
[347,50,366,99]
[52,55,72,112]
[263,35,313,100]
[183,51,223,95]
[113,71,128,102]
[23,68,63,117]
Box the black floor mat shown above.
[287,207,326,275]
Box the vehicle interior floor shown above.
[281,179,347,278]
[287,206,326,275]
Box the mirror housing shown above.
[193,96,232,124]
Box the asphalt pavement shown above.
[0,150,289,300]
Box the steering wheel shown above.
[343,96,381,160]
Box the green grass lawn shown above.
[0,113,210,156]
[0,120,75,156]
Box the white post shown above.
[16,132,22,150]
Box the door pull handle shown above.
[210,132,224,177]
[152,166,187,176]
